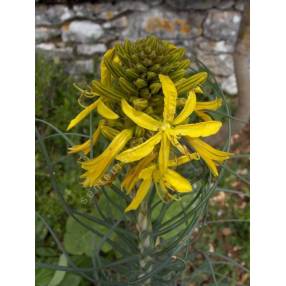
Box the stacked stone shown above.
[36,0,245,95]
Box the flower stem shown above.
[136,196,153,285]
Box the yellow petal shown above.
[121,99,161,131]
[158,132,170,174]
[66,99,100,131]
[122,153,156,193]
[159,74,178,122]
[116,133,161,163]
[172,121,222,138]
[168,153,200,167]
[124,177,152,212]
[97,99,119,120]
[173,90,196,125]
[199,151,219,176]
[101,48,114,86]
[194,86,203,94]
[195,110,213,121]
[124,165,154,212]
[68,125,101,155]
[196,98,222,111]
[81,129,133,187]
[164,169,192,192]
[101,126,119,140]
[139,164,156,179]
[187,138,232,162]
[186,137,232,176]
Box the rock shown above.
[36,27,61,42]
[145,0,163,6]
[116,1,149,12]
[235,0,245,11]
[36,5,75,26]
[196,51,234,77]
[77,44,107,56]
[66,59,94,75]
[36,43,73,60]
[46,5,74,24]
[63,21,103,43]
[189,11,207,27]
[122,8,197,41]
[204,10,241,43]
[215,0,235,9]
[196,37,234,53]
[98,1,148,21]
[73,3,99,18]
[166,0,220,10]
[35,6,51,26]
[103,16,129,29]
[219,74,238,95]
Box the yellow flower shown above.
[66,49,119,131]
[124,157,200,212]
[80,129,133,188]
[66,36,232,213]
[186,137,232,176]
[115,74,232,211]
[68,124,102,155]
[195,97,222,121]
[116,74,222,174]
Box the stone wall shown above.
[36,0,246,95]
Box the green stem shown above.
[136,197,153,285]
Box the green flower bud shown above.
[134,126,145,137]
[134,78,147,89]
[135,64,147,73]
[150,82,162,94]
[140,88,150,98]
[132,98,148,110]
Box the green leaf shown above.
[59,273,82,286]
[36,268,54,286]
[63,213,113,256]
[47,254,68,286]
[36,247,58,257]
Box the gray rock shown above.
[36,43,73,60]
[103,16,129,29]
[196,37,235,53]
[46,5,75,24]
[196,51,234,77]
[215,0,235,9]
[166,0,220,10]
[35,5,75,26]
[98,1,148,21]
[77,44,107,56]
[67,59,94,75]
[189,11,207,27]
[235,0,245,11]
[122,8,197,41]
[35,9,51,26]
[36,27,61,42]
[220,74,238,95]
[204,10,241,43]
[73,3,99,18]
[116,1,149,12]
[145,0,163,6]
[63,21,103,43]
